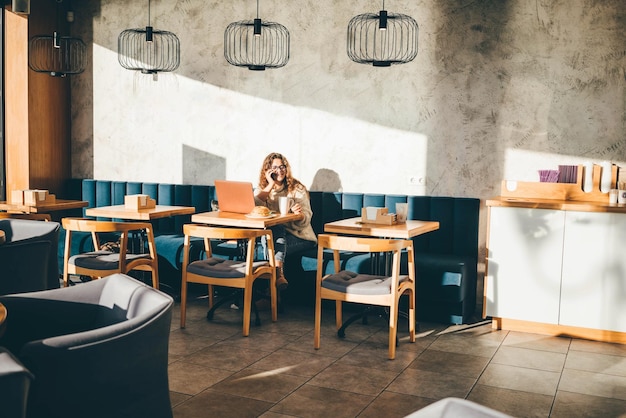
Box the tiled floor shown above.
[167,292,626,418]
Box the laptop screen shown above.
[214,180,256,214]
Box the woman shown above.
[255,152,317,291]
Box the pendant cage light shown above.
[224,0,289,71]
[347,0,418,67]
[28,0,86,77]
[118,0,180,74]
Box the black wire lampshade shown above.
[224,0,289,71]
[347,1,418,67]
[118,0,180,74]
[29,33,86,77]
[28,0,86,77]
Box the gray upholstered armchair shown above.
[0,347,33,418]
[0,273,174,418]
[0,219,60,294]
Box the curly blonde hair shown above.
[258,152,305,194]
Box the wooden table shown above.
[192,211,303,228]
[0,199,88,214]
[0,302,6,337]
[324,217,440,239]
[86,205,196,220]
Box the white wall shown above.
[70,0,626,258]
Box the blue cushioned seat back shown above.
[191,185,212,214]
[111,181,126,205]
[385,194,407,212]
[127,182,142,195]
[309,191,324,235]
[155,184,175,233]
[341,193,362,218]
[96,181,112,207]
[363,193,385,208]
[320,192,343,230]
[81,179,97,217]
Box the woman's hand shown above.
[291,202,302,214]
[265,169,276,186]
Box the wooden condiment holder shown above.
[10,189,56,206]
[500,164,619,203]
[361,207,397,225]
[124,194,156,210]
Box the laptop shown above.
[214,180,256,214]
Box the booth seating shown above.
[63,179,480,324]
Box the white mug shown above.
[278,196,293,215]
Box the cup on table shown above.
[396,202,408,223]
[619,190,626,205]
[609,189,619,205]
[279,196,293,215]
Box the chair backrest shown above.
[183,224,273,262]
[62,217,154,253]
[62,218,152,234]
[318,234,410,254]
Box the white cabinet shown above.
[486,206,626,334]
[561,211,626,333]
[485,207,564,324]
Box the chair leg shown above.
[408,290,416,343]
[270,276,278,322]
[335,300,342,330]
[151,267,159,289]
[180,280,188,328]
[314,296,322,350]
[242,283,253,337]
[388,306,399,360]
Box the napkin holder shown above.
[124,194,156,210]
[361,207,397,225]
[11,189,56,206]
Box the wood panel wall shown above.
[4,0,71,198]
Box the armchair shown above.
[0,347,33,418]
[0,219,60,293]
[0,273,174,418]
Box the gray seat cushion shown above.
[69,250,151,270]
[321,270,408,296]
[187,257,270,279]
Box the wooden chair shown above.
[314,234,416,359]
[61,218,160,288]
[180,224,277,337]
[0,213,51,221]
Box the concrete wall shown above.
[70,0,626,260]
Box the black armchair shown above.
[0,347,33,418]
[0,219,60,293]
[0,273,174,418]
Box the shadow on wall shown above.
[182,145,226,185]
[310,168,343,192]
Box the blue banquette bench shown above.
[62,179,480,325]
